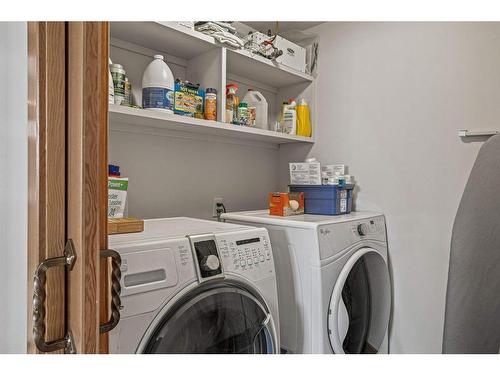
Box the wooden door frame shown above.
[27,21,67,355]
[27,21,110,354]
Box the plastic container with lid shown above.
[204,88,217,121]
[142,54,175,113]
[111,63,126,105]
[238,102,249,126]
[242,89,268,130]
[289,184,354,215]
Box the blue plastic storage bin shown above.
[289,184,354,215]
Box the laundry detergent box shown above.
[108,177,128,219]
[269,192,305,216]
[173,80,205,118]
[322,164,346,178]
[289,161,321,185]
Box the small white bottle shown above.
[142,55,175,113]
[108,58,114,105]
[282,100,297,135]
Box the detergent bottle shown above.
[142,55,175,113]
[242,89,269,130]
[281,99,297,135]
[296,98,312,137]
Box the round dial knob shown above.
[201,255,220,271]
[357,223,368,236]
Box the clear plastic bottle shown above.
[226,83,239,124]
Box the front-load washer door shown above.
[138,284,277,354]
[327,247,391,354]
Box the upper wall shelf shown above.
[110,21,315,88]
[109,105,314,146]
[226,49,313,88]
[110,22,218,60]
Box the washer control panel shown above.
[216,229,275,280]
[187,234,224,282]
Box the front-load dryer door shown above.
[137,284,277,354]
[327,247,391,354]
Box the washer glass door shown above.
[140,286,276,354]
[328,248,391,354]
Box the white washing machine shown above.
[222,210,391,354]
[108,217,280,354]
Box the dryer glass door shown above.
[328,248,391,354]
[140,286,276,354]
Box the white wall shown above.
[0,22,28,353]
[109,44,280,220]
[109,130,280,219]
[280,22,498,353]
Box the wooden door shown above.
[27,21,114,354]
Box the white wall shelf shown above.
[110,22,218,60]
[458,129,499,138]
[109,104,315,146]
[226,48,314,88]
[110,22,314,89]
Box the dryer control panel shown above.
[318,215,387,261]
[216,229,275,281]
[350,216,386,238]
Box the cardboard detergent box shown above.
[269,191,304,216]
[173,81,205,118]
[289,161,321,185]
[108,177,128,219]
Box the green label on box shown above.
[108,179,128,191]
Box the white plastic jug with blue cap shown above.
[142,55,175,113]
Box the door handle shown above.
[253,313,275,354]
[99,249,122,334]
[32,239,77,353]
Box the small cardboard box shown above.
[269,192,304,216]
[289,162,321,185]
[108,177,128,219]
[322,164,346,178]
[174,81,205,118]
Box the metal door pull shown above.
[100,249,122,334]
[32,239,77,353]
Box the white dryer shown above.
[222,210,391,354]
[108,217,280,354]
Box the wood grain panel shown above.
[67,21,109,353]
[27,21,66,354]
[98,22,111,354]
[67,21,85,352]
[28,21,109,355]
